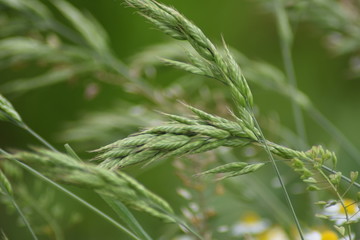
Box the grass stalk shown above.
[319,171,352,240]
[9,198,39,240]
[274,0,307,149]
[321,165,360,189]
[102,197,153,240]
[251,115,305,240]
[21,124,58,152]
[0,173,38,240]
[273,1,320,224]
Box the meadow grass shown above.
[1,0,360,239]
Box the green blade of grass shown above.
[251,116,305,240]
[0,170,39,240]
[9,198,39,240]
[274,0,307,149]
[102,197,153,240]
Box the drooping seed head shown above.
[0,94,23,126]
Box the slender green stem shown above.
[9,198,39,240]
[21,124,58,152]
[282,47,307,148]
[274,0,307,149]
[0,150,141,240]
[102,197,153,240]
[271,2,318,222]
[321,165,360,189]
[319,171,352,240]
[341,182,355,199]
[252,116,304,240]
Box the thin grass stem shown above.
[102,197,153,240]
[320,165,360,189]
[274,0,307,149]
[252,115,305,240]
[319,171,352,240]
[9,197,39,240]
[21,124,58,152]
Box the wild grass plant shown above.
[0,0,360,239]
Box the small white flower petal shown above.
[304,231,322,240]
[262,227,289,240]
[217,225,229,233]
[231,220,269,236]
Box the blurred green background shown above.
[1,0,360,239]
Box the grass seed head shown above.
[0,94,23,126]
